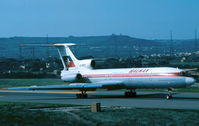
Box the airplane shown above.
[8,43,196,99]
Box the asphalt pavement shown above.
[1,90,199,110]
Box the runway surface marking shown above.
[0,90,83,94]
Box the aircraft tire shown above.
[83,94,88,98]
[76,93,88,98]
[166,95,172,100]
[125,91,136,97]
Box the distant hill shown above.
[0,35,162,59]
[157,39,198,53]
[0,35,197,59]
[64,35,161,46]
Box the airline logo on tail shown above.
[67,61,76,67]
[62,56,76,67]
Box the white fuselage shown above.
[61,67,195,89]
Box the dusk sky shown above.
[0,0,198,39]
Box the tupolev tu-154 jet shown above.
[8,43,196,99]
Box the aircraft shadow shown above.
[90,93,167,99]
[172,97,199,100]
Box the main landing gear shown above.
[76,90,88,98]
[166,88,173,100]
[124,89,136,97]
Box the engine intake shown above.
[90,60,96,68]
[61,72,83,82]
[78,59,96,69]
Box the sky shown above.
[0,0,199,39]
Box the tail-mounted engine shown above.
[61,72,83,82]
[78,59,96,69]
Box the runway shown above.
[1,90,199,110]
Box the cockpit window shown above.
[179,71,191,77]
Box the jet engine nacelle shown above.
[78,59,96,69]
[61,72,83,82]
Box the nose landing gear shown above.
[76,90,88,98]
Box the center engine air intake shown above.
[78,59,96,69]
[61,72,83,82]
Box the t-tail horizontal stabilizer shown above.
[21,43,79,70]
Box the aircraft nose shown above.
[186,77,196,86]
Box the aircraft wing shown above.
[7,81,125,90]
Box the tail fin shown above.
[54,43,79,70]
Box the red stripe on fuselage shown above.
[82,73,180,78]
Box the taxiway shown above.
[1,90,199,110]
